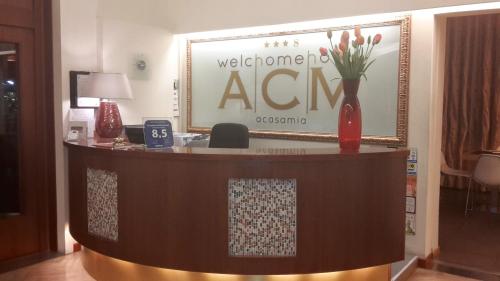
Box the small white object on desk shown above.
[67,120,88,142]
[69,108,95,138]
[173,133,209,147]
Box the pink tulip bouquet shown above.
[320,26,382,80]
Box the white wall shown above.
[404,12,438,256]
[101,19,178,127]
[53,0,100,253]
[97,0,169,29]
[427,14,447,255]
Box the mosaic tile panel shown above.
[87,168,118,242]
[228,178,296,257]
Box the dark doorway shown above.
[437,12,500,280]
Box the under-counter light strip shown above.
[82,248,391,281]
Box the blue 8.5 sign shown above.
[143,120,174,149]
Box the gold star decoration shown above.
[273,41,279,47]
[264,41,270,48]
[283,40,288,47]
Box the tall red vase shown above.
[95,101,123,138]
[338,79,362,150]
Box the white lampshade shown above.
[82,72,133,99]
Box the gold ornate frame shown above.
[187,16,411,146]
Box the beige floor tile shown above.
[0,252,95,281]
[0,253,480,281]
[407,268,480,281]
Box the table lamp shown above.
[83,73,133,138]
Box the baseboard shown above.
[392,256,418,281]
[417,247,440,269]
[432,260,500,281]
[0,251,61,274]
[73,243,82,252]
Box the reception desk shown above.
[65,140,408,281]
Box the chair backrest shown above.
[208,123,249,149]
[473,154,500,187]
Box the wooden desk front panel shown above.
[67,144,407,275]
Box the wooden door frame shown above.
[37,0,57,253]
[18,0,57,255]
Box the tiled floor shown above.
[407,268,478,281]
[0,251,479,281]
[0,252,93,281]
[438,188,500,274]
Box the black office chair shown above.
[208,123,249,149]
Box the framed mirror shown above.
[187,17,410,146]
[70,70,100,108]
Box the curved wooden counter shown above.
[66,140,408,275]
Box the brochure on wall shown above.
[405,213,416,236]
[172,79,180,117]
[405,148,417,236]
[172,90,180,117]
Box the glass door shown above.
[0,25,44,262]
[0,42,19,216]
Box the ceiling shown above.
[97,0,499,33]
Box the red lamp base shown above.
[95,101,123,138]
